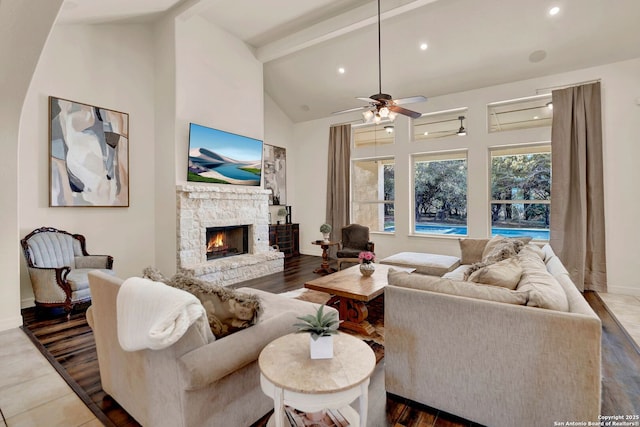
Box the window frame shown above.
[488,142,551,240]
[410,149,469,238]
[352,122,395,148]
[350,156,395,234]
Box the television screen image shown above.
[188,123,263,186]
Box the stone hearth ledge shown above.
[183,252,284,287]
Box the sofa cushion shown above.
[442,264,470,281]
[458,238,490,265]
[467,257,523,290]
[380,252,460,276]
[143,268,263,338]
[481,235,531,262]
[516,247,569,311]
[523,243,545,261]
[388,269,528,305]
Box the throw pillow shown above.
[481,235,531,263]
[466,257,523,290]
[522,243,545,261]
[515,250,569,312]
[142,267,263,338]
[388,269,528,305]
[458,238,490,265]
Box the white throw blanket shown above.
[117,277,209,351]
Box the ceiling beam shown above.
[255,0,440,63]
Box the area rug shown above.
[281,288,385,362]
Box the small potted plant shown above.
[294,305,340,359]
[358,250,376,277]
[319,223,332,242]
[276,207,287,224]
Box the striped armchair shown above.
[21,227,114,316]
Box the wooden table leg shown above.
[313,244,336,275]
[327,296,376,336]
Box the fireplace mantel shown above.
[176,184,283,285]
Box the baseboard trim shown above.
[0,314,24,332]
[605,285,640,297]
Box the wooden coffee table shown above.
[304,264,414,336]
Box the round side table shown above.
[259,332,376,427]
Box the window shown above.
[487,95,553,133]
[413,108,468,140]
[412,151,467,235]
[352,158,394,233]
[490,145,551,240]
[353,123,395,147]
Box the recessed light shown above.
[423,131,429,136]
[534,116,539,120]
[420,43,428,51]
[337,67,345,74]
[549,6,560,16]
[546,102,553,110]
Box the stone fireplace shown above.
[176,184,284,286]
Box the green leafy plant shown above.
[319,223,332,233]
[294,305,340,341]
[277,207,287,217]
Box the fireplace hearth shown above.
[206,225,249,260]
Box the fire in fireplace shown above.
[205,225,249,260]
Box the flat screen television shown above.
[187,123,263,186]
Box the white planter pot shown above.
[309,335,333,359]
[322,232,330,242]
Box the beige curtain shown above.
[325,124,351,255]
[550,82,607,292]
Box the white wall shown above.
[264,93,295,221]
[153,13,178,276]
[292,57,640,296]
[18,23,157,306]
[0,0,63,330]
[174,14,264,182]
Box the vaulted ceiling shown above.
[58,0,640,122]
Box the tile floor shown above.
[0,328,101,427]
[0,292,638,427]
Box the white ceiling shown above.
[57,0,640,122]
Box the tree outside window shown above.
[412,151,468,235]
[490,145,551,240]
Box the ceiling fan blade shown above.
[332,105,370,115]
[392,95,427,105]
[390,105,422,119]
[356,97,378,103]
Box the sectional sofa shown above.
[384,239,602,427]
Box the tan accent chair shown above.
[336,224,375,270]
[86,270,337,427]
[21,227,114,315]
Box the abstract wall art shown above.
[49,96,129,207]
[263,144,286,205]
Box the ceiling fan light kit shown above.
[332,0,426,123]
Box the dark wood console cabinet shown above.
[269,223,299,258]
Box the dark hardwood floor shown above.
[21,255,640,427]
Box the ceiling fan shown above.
[332,0,426,122]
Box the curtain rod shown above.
[535,78,601,94]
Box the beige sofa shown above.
[87,270,332,427]
[384,243,602,427]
